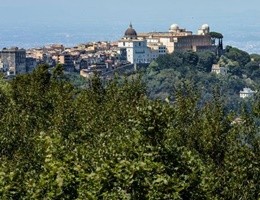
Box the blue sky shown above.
[0,0,259,26]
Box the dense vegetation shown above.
[143,46,260,111]
[0,47,260,199]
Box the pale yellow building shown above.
[211,64,227,75]
[138,24,215,53]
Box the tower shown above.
[0,47,26,75]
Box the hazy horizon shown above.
[0,0,259,53]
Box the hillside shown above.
[142,46,260,111]
[0,49,259,199]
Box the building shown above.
[118,24,166,64]
[26,57,37,72]
[138,24,216,53]
[0,47,26,75]
[239,88,256,98]
[0,59,4,72]
[211,64,227,75]
[44,44,65,54]
[56,53,75,72]
[198,24,210,36]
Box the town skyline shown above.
[0,0,259,53]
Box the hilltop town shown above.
[0,23,222,78]
[0,23,260,199]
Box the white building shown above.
[198,24,210,35]
[211,64,227,75]
[118,24,166,64]
[239,88,256,98]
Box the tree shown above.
[183,51,199,67]
[196,51,217,72]
[224,46,251,66]
[0,61,260,199]
[250,53,260,62]
[209,31,224,54]
[209,32,223,39]
[244,61,260,75]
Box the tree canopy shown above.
[209,31,223,39]
[0,54,259,199]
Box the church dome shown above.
[170,24,179,30]
[124,23,137,38]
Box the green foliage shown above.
[143,47,260,114]
[244,61,260,77]
[250,53,260,62]
[154,53,183,71]
[52,63,64,78]
[225,46,251,66]
[197,51,216,72]
[209,32,223,39]
[183,51,199,67]
[0,62,259,199]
